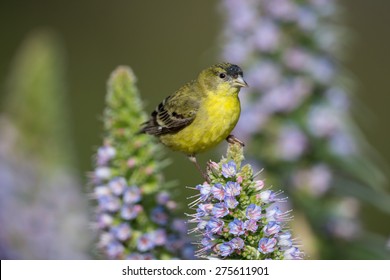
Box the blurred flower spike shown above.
[90,66,194,260]
[189,143,302,260]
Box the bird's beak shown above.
[233,75,248,88]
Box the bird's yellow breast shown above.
[160,90,240,155]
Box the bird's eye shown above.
[219,73,226,79]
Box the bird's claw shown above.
[226,134,245,147]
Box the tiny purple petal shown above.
[98,232,114,248]
[278,236,293,248]
[151,229,167,246]
[172,219,187,234]
[279,231,292,240]
[94,167,111,181]
[221,161,237,178]
[244,219,258,232]
[266,206,283,222]
[246,204,262,220]
[211,183,226,200]
[137,233,155,252]
[224,196,239,209]
[196,183,212,201]
[201,237,215,249]
[97,213,113,229]
[206,218,225,234]
[156,191,170,205]
[98,195,120,212]
[151,206,169,226]
[94,185,111,199]
[108,177,127,196]
[284,247,303,259]
[229,219,245,236]
[217,242,235,257]
[230,237,245,250]
[212,202,229,218]
[259,190,276,204]
[263,221,282,236]
[258,237,277,254]
[106,240,124,258]
[182,245,195,260]
[166,234,185,252]
[197,220,207,231]
[96,145,116,166]
[225,181,242,196]
[121,204,142,220]
[111,223,132,241]
[196,203,213,217]
[123,186,142,204]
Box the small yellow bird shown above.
[141,63,248,182]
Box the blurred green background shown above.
[0,0,389,254]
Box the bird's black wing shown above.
[140,81,200,136]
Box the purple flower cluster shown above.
[190,151,302,260]
[91,67,195,259]
[93,144,194,260]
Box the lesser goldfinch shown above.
[141,62,247,182]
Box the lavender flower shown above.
[137,233,155,252]
[189,143,302,260]
[108,177,127,196]
[211,183,226,200]
[123,186,142,204]
[224,196,239,209]
[216,242,235,257]
[263,222,282,236]
[197,203,213,218]
[97,145,116,166]
[91,67,194,259]
[246,204,262,220]
[225,181,242,196]
[151,206,169,226]
[206,218,225,235]
[230,237,245,250]
[258,238,277,254]
[266,206,283,222]
[229,219,246,236]
[278,232,293,248]
[258,190,277,204]
[111,223,132,241]
[221,161,237,178]
[283,247,303,260]
[212,203,230,218]
[197,184,212,201]
[244,219,258,232]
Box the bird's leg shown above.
[188,155,211,183]
[226,134,245,147]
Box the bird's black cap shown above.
[214,62,243,78]
[226,64,243,78]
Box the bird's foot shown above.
[226,134,245,147]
